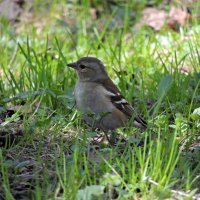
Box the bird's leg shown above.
[104,131,110,143]
[109,131,116,145]
[104,130,116,145]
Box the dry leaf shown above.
[136,6,191,31]
[168,6,189,29]
[0,0,22,21]
[136,7,167,31]
[179,64,194,75]
[90,8,98,20]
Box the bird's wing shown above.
[100,78,147,128]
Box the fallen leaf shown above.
[179,64,194,75]
[168,6,190,29]
[135,6,191,31]
[135,7,167,31]
[0,0,22,21]
[90,8,98,20]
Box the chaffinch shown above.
[67,57,147,132]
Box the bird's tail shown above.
[133,116,147,129]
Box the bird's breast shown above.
[74,81,128,130]
[74,81,114,114]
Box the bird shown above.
[67,57,147,135]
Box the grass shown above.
[0,0,200,199]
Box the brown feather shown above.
[99,78,147,128]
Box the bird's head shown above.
[67,57,108,82]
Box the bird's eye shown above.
[79,64,86,69]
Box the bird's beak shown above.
[67,62,77,69]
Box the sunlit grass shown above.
[0,1,199,199]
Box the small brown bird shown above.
[67,57,147,133]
